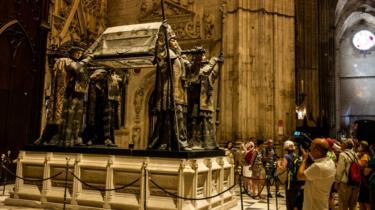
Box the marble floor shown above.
[229,186,287,210]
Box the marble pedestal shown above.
[5,146,237,210]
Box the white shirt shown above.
[303,157,336,210]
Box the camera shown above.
[293,130,312,150]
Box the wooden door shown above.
[0,1,49,158]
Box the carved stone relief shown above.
[139,0,201,40]
[82,0,102,14]
[134,88,144,121]
[203,9,214,39]
[131,127,141,146]
[48,0,107,48]
[168,0,194,7]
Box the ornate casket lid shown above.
[89,22,163,69]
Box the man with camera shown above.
[297,138,336,210]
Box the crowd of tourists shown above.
[225,137,375,210]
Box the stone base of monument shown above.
[5,145,237,210]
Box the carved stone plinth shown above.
[5,146,237,210]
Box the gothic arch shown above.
[336,12,375,45]
[0,19,35,63]
[141,69,156,148]
[130,68,156,149]
[335,0,375,130]
[335,0,349,22]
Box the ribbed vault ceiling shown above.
[336,0,375,42]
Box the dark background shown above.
[0,0,49,159]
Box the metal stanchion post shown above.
[1,154,6,195]
[266,176,270,210]
[239,166,244,210]
[63,157,70,210]
[144,167,147,210]
[2,166,7,196]
[1,151,10,196]
[275,178,279,210]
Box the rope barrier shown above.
[1,164,64,182]
[241,182,264,199]
[240,174,267,199]
[3,163,139,192]
[149,178,236,201]
[241,167,287,181]
[69,170,140,192]
[241,175,266,181]
[242,168,285,190]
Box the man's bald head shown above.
[310,138,329,158]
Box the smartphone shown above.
[293,131,301,137]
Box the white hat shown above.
[283,140,295,150]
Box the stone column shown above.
[139,158,149,210]
[104,157,114,209]
[41,153,52,203]
[220,0,296,142]
[13,151,25,199]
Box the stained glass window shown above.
[352,30,375,51]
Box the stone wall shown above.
[223,0,296,144]
[295,0,337,134]
[296,0,320,126]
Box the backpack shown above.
[345,151,361,187]
[245,150,254,165]
[278,154,300,187]
[287,155,301,189]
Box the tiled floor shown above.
[229,186,287,210]
[0,184,287,210]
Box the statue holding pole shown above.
[147,0,190,151]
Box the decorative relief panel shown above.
[48,0,107,49]
[134,88,144,121]
[202,9,214,39]
[132,127,141,146]
[139,0,212,41]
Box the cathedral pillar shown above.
[220,0,296,143]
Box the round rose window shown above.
[352,30,375,51]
